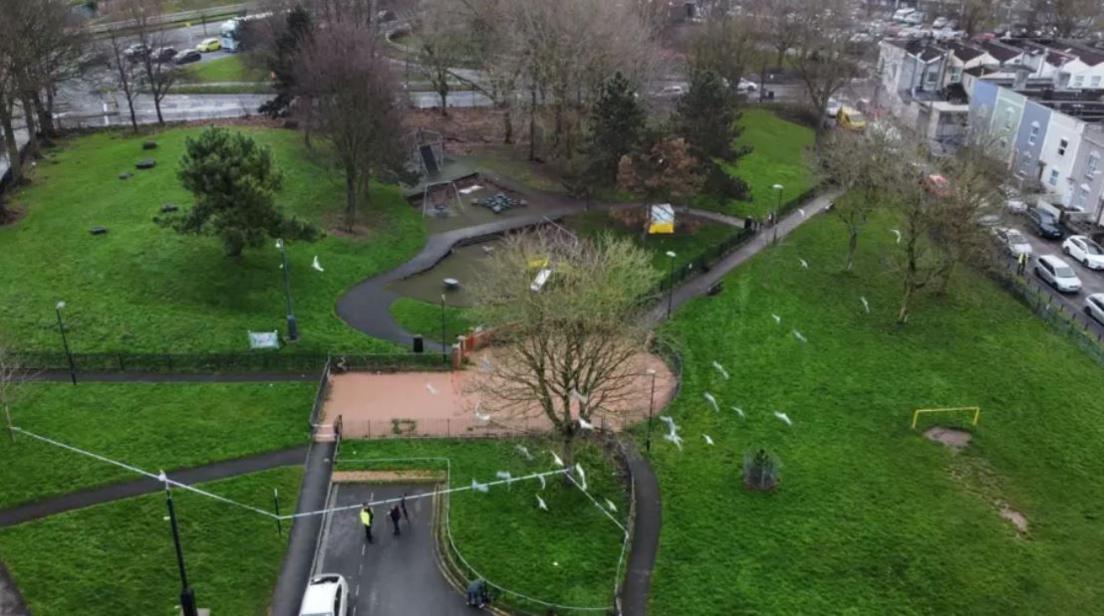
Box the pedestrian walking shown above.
[389,505,402,536]
[1017,251,1028,275]
[360,504,374,544]
[401,493,409,521]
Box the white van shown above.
[893,8,915,22]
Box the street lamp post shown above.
[164,485,199,616]
[645,368,657,453]
[54,301,76,385]
[771,184,784,245]
[665,251,677,319]
[275,239,299,343]
[440,294,448,365]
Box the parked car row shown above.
[121,39,220,65]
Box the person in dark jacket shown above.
[390,505,402,535]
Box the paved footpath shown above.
[310,483,469,616]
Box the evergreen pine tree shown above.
[674,70,751,202]
[585,72,646,184]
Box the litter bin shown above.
[413,335,424,354]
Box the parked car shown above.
[1062,235,1104,270]
[1085,293,1104,325]
[174,49,202,65]
[123,43,149,60]
[151,47,177,63]
[1035,255,1082,293]
[836,106,866,131]
[735,79,758,93]
[1005,198,1028,214]
[196,38,222,52]
[932,16,949,28]
[298,574,348,616]
[825,98,843,119]
[1026,207,1064,239]
[996,227,1033,257]
[659,84,685,96]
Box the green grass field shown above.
[644,210,1104,614]
[0,466,302,615]
[0,128,426,354]
[711,108,816,219]
[389,297,476,344]
[338,438,628,610]
[178,54,269,85]
[0,382,311,509]
[562,210,740,272]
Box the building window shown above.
[950,67,962,83]
[1028,123,1039,146]
[1088,152,1101,177]
[1074,187,1089,210]
[1058,139,1069,156]
[1072,75,1085,88]
[1049,169,1059,186]
[1092,76,1103,88]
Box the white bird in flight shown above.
[474,403,491,422]
[551,451,565,467]
[799,258,809,269]
[704,392,719,412]
[659,415,677,432]
[773,411,793,426]
[605,498,617,513]
[664,432,684,450]
[312,256,324,272]
[703,434,714,446]
[471,479,489,493]
[538,474,546,490]
[712,361,729,380]
[574,464,588,491]
[495,471,512,483]
[860,296,870,313]
[515,444,533,461]
[425,383,439,395]
[771,313,782,325]
[792,330,807,343]
[890,228,902,244]
[578,417,594,431]
[731,406,745,419]
[798,208,807,218]
[536,494,548,511]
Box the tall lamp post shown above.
[164,484,199,616]
[440,294,448,364]
[54,301,76,385]
[665,250,677,319]
[275,239,299,343]
[645,368,657,453]
[771,184,784,245]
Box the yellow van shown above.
[836,106,867,131]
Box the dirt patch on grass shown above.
[924,426,972,452]
[997,502,1030,534]
[333,470,445,483]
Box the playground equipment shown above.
[910,406,981,429]
[648,203,675,234]
[406,129,446,177]
[422,180,464,218]
[473,192,526,214]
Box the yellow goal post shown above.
[910,407,981,430]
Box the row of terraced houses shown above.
[877,37,1104,226]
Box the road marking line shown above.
[355,583,360,597]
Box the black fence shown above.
[995,268,1104,366]
[648,227,757,301]
[14,350,451,374]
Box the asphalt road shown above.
[1003,217,1104,336]
[311,483,471,616]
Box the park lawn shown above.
[0,466,302,615]
[0,382,312,509]
[178,54,269,84]
[644,210,1104,614]
[709,108,815,219]
[0,127,426,354]
[389,297,476,344]
[338,438,628,611]
[562,210,741,272]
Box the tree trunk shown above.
[20,95,39,159]
[125,94,139,133]
[32,91,55,140]
[846,229,858,271]
[561,430,575,485]
[528,87,537,161]
[0,100,22,186]
[153,94,165,126]
[897,280,913,324]
[344,165,357,232]
[438,89,448,116]
[502,106,513,145]
[936,260,956,295]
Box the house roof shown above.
[918,47,946,62]
[1045,51,1072,67]
[946,42,986,63]
[981,40,1023,63]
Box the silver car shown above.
[1085,293,1104,325]
[1035,255,1082,294]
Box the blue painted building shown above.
[1012,101,1052,180]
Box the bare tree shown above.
[788,0,867,132]
[815,128,898,271]
[294,22,409,231]
[113,0,176,125]
[688,9,761,95]
[415,0,470,116]
[468,230,659,469]
[958,0,1001,36]
[103,28,142,133]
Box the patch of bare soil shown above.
[997,502,1030,534]
[333,470,445,483]
[924,426,972,452]
[405,108,510,154]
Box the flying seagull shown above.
[659,415,677,432]
[771,313,782,325]
[664,432,684,450]
[792,330,808,343]
[703,434,715,446]
[578,417,595,431]
[712,361,730,380]
[574,464,588,491]
[731,406,745,419]
[860,296,870,313]
[773,411,793,426]
[425,383,439,395]
[605,498,618,513]
[471,479,489,493]
[536,494,548,511]
[515,444,533,461]
[798,208,807,218]
[495,471,512,483]
[799,258,809,269]
[890,228,902,244]
[538,474,546,490]
[704,392,719,412]
[551,451,565,467]
[312,256,324,272]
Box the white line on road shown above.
[355,583,360,597]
